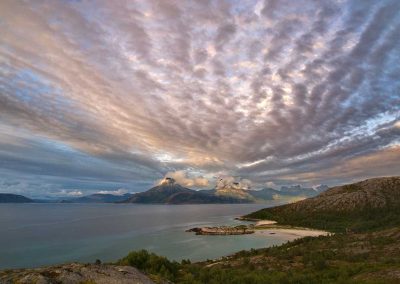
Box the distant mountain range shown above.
[252,184,328,199]
[0,193,34,203]
[60,193,133,203]
[0,179,329,204]
[122,178,329,204]
[122,178,248,204]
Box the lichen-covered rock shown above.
[0,263,155,284]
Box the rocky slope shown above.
[0,263,154,284]
[281,176,400,212]
[245,176,400,232]
[248,177,400,214]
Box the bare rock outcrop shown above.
[0,263,155,284]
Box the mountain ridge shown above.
[123,178,251,204]
[0,193,34,203]
[245,176,400,232]
[60,193,132,203]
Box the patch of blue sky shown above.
[6,68,88,122]
[11,68,63,100]
[23,135,142,178]
[59,0,82,4]
[230,0,260,15]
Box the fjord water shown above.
[0,203,289,269]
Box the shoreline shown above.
[186,217,331,238]
[244,217,331,238]
[255,227,330,238]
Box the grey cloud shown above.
[0,0,399,196]
[215,23,236,51]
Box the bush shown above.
[117,249,180,282]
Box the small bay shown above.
[0,203,291,269]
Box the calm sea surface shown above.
[0,203,291,269]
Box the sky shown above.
[0,0,399,198]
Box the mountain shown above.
[212,179,255,200]
[246,185,329,201]
[315,184,329,192]
[276,177,399,212]
[214,187,255,201]
[245,176,400,232]
[0,193,34,203]
[60,193,132,203]
[123,178,250,204]
[247,188,280,200]
[279,185,318,197]
[114,176,400,282]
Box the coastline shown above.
[186,217,331,238]
[255,228,330,238]
[247,218,331,238]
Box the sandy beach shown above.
[255,228,330,239]
[255,220,277,226]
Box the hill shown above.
[112,176,400,283]
[248,185,327,201]
[123,178,250,204]
[60,193,132,203]
[0,193,34,203]
[245,176,400,232]
[3,177,400,283]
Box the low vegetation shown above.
[117,250,181,283]
[245,177,400,233]
[118,227,400,283]
[245,206,400,233]
[117,177,400,283]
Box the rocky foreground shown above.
[186,225,255,235]
[0,263,155,284]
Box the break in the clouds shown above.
[0,0,399,197]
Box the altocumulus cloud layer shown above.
[0,0,399,197]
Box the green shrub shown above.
[117,249,180,282]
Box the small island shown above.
[186,225,255,235]
[186,221,330,238]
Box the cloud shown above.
[57,190,83,197]
[265,181,277,189]
[0,0,399,196]
[158,170,209,188]
[97,189,128,195]
[216,176,252,191]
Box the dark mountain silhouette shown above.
[61,193,133,203]
[0,193,34,203]
[247,184,329,201]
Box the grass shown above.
[244,206,400,233]
[115,197,400,283]
[116,226,400,283]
